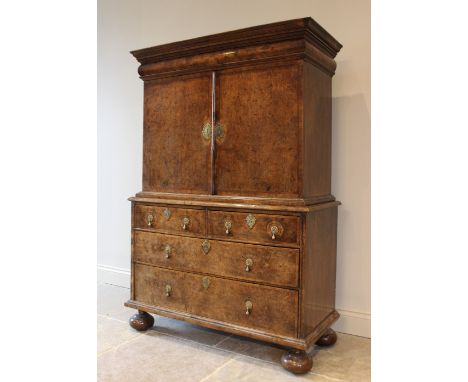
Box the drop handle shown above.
[245,300,253,315]
[224,219,232,235]
[146,213,154,227]
[270,225,279,240]
[165,284,172,297]
[164,245,172,259]
[245,258,253,272]
[182,217,190,230]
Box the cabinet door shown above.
[143,73,212,194]
[215,64,302,198]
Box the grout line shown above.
[97,313,128,323]
[212,334,232,348]
[97,331,144,358]
[198,357,236,382]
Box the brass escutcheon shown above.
[245,214,256,229]
[163,208,171,221]
[202,276,210,289]
[201,240,211,254]
[201,122,225,140]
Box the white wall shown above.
[98,0,371,337]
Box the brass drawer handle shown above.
[224,219,232,235]
[245,300,253,315]
[245,258,253,272]
[165,284,172,297]
[270,225,279,240]
[146,213,154,227]
[182,216,190,230]
[164,244,172,259]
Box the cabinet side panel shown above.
[300,206,337,337]
[303,62,332,199]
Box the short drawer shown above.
[133,231,299,287]
[133,204,205,235]
[134,263,298,337]
[208,210,300,246]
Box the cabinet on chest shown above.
[125,17,342,374]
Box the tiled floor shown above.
[98,283,370,382]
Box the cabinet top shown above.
[131,17,342,67]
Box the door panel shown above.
[143,73,212,194]
[215,64,301,197]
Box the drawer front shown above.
[134,204,205,235]
[133,231,299,287]
[134,263,298,337]
[208,210,300,246]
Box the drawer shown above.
[133,231,299,287]
[208,210,300,246]
[133,204,205,235]
[134,263,298,337]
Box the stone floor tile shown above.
[201,355,342,382]
[97,331,233,382]
[214,334,285,364]
[149,316,229,347]
[310,333,370,381]
[347,357,371,382]
[97,284,134,322]
[97,316,142,355]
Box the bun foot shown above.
[316,328,337,347]
[281,349,313,374]
[129,310,154,331]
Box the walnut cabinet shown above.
[125,17,342,374]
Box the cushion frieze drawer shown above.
[133,231,299,287]
[208,210,300,246]
[134,263,298,337]
[133,204,205,235]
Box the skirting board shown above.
[97,264,370,338]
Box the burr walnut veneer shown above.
[125,18,342,374]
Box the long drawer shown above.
[134,263,298,337]
[133,231,299,287]
[133,204,205,235]
[207,210,300,246]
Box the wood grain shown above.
[300,206,338,337]
[133,230,299,287]
[133,204,206,236]
[143,73,212,194]
[208,210,300,246]
[134,263,298,337]
[131,17,342,78]
[215,63,302,198]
